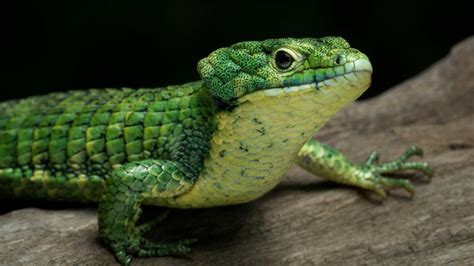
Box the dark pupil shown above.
[275,50,293,70]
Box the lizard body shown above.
[0,82,214,203]
[0,37,432,264]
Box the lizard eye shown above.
[274,49,295,70]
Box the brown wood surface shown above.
[1,37,473,265]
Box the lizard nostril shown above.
[334,55,342,65]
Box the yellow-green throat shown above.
[169,57,372,208]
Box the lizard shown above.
[0,37,433,265]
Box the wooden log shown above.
[1,37,473,265]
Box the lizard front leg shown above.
[98,159,196,265]
[297,139,433,198]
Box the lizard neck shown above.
[173,88,338,207]
[167,69,370,208]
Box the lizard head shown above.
[197,37,372,106]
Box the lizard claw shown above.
[356,145,432,199]
[107,235,197,265]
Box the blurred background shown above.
[5,0,473,101]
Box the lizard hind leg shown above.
[98,159,195,265]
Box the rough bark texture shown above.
[1,37,473,266]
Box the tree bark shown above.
[1,37,473,265]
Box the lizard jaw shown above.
[259,58,373,97]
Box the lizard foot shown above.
[356,145,433,199]
[109,235,197,265]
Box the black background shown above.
[5,0,473,101]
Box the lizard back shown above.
[0,81,216,202]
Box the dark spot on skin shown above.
[253,118,263,124]
[255,176,265,180]
[239,142,249,152]
[267,143,273,148]
[283,139,288,143]
[448,143,472,150]
[251,159,260,162]
[219,150,226,157]
[256,127,266,135]
[240,170,245,176]
[301,132,305,136]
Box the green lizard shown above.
[0,37,432,265]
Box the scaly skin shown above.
[0,37,432,265]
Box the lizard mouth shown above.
[259,58,373,97]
